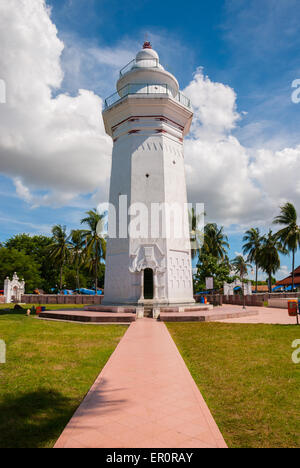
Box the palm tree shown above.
[243,228,263,293]
[189,207,205,261]
[70,229,85,291]
[81,209,106,293]
[203,223,229,260]
[273,202,300,291]
[231,255,252,308]
[259,230,286,292]
[48,225,71,291]
[231,255,252,282]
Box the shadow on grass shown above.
[0,388,76,448]
[0,310,27,316]
[0,305,30,316]
[0,382,129,448]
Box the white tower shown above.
[102,42,194,306]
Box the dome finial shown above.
[143,41,152,49]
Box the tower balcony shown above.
[119,58,160,77]
[104,82,191,110]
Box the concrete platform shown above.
[39,305,260,324]
[216,305,299,324]
[84,305,136,313]
[39,310,136,323]
[160,308,259,322]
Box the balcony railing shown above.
[119,58,160,77]
[104,83,191,109]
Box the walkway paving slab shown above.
[54,318,227,448]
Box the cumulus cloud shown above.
[250,145,300,208]
[183,69,300,227]
[185,68,241,139]
[0,0,300,232]
[278,265,289,278]
[0,0,112,207]
[183,70,272,226]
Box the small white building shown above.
[223,279,252,296]
[4,273,25,303]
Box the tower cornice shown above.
[103,95,193,138]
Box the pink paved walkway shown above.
[216,305,298,324]
[55,318,227,448]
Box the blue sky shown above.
[1,0,300,280]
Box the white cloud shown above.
[60,33,137,98]
[183,68,300,227]
[183,70,272,226]
[185,68,241,138]
[0,0,300,235]
[0,0,112,206]
[14,178,33,204]
[250,145,300,210]
[278,265,289,279]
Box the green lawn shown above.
[167,322,300,448]
[0,313,127,448]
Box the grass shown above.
[167,322,300,448]
[0,313,127,448]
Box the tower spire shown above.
[143,41,152,49]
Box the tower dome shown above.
[135,42,160,62]
[117,42,179,97]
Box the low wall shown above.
[268,297,299,309]
[195,292,300,308]
[21,294,104,305]
[221,294,264,307]
[195,293,300,309]
[194,294,264,307]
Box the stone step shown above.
[160,305,212,313]
[39,311,136,323]
[160,309,258,322]
[143,308,153,318]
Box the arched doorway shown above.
[144,268,154,299]
[13,286,18,301]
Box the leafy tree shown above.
[48,225,72,291]
[0,247,42,293]
[64,267,87,291]
[259,230,287,292]
[81,209,106,293]
[5,233,58,292]
[273,202,300,291]
[195,253,231,292]
[243,228,263,293]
